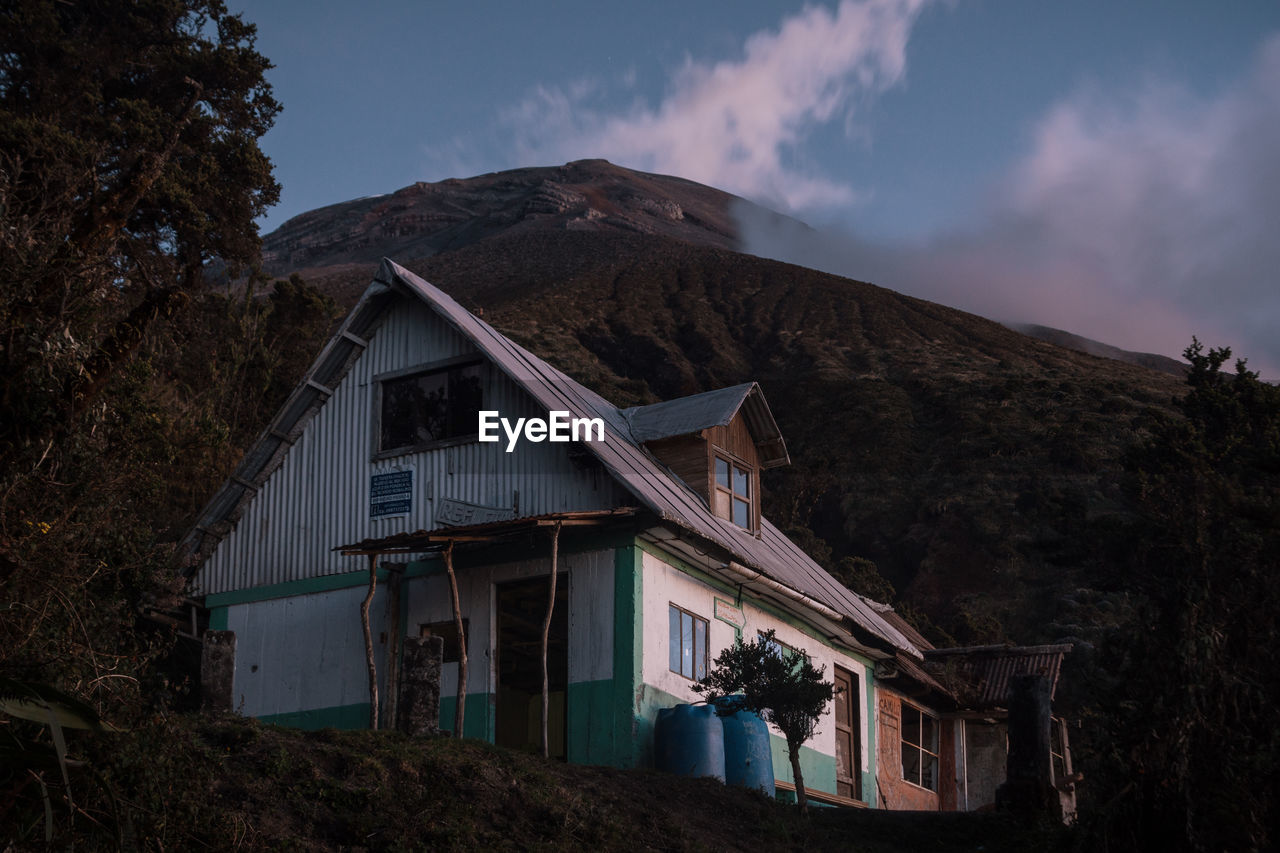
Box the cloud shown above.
[495,0,930,211]
[738,34,1280,376]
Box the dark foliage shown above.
[0,0,310,736]
[1079,340,1280,851]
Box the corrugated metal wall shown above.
[224,584,393,718]
[196,301,630,595]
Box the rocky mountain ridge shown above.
[260,160,1180,379]
[261,159,787,272]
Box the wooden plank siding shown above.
[644,414,765,534]
[644,434,710,500]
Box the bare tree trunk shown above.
[361,553,379,730]
[444,540,467,738]
[541,521,562,758]
[790,745,809,816]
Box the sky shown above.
[233,0,1280,375]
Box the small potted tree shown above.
[694,630,834,814]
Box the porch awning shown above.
[332,507,639,556]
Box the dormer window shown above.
[713,454,753,530]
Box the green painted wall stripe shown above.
[208,605,229,631]
[205,568,381,607]
[865,666,878,808]
[258,703,370,730]
[439,693,492,740]
[566,679,618,766]
[613,543,643,768]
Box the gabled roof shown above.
[924,644,1072,709]
[622,383,790,468]
[179,259,919,657]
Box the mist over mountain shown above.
[252,160,1188,646]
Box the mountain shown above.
[260,159,1178,376]
[250,161,1188,646]
[1009,324,1187,377]
[261,159,804,271]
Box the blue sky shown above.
[234,1,1280,373]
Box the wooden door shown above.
[834,667,863,800]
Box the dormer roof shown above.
[622,383,790,468]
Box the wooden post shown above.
[361,552,380,730]
[384,564,403,730]
[541,521,562,758]
[444,540,468,738]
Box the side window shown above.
[420,619,468,663]
[668,604,708,680]
[758,630,804,663]
[378,361,482,454]
[713,454,753,530]
[901,702,939,791]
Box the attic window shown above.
[378,360,482,455]
[713,454,753,530]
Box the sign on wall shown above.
[370,469,413,518]
[436,497,514,527]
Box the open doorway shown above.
[495,574,568,757]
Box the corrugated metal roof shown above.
[621,383,789,468]
[175,284,395,571]
[879,609,937,653]
[178,258,919,657]
[924,644,1072,709]
[375,259,915,656]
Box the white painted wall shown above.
[406,548,616,699]
[225,584,393,718]
[639,548,872,775]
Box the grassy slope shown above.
[34,714,1071,852]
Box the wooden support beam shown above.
[384,566,403,731]
[341,330,369,348]
[541,521,562,758]
[444,540,468,739]
[361,553,380,730]
[306,378,334,396]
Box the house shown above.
[179,259,1072,812]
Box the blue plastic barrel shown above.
[655,703,725,781]
[715,698,776,795]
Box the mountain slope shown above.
[244,162,1188,645]
[389,228,1181,643]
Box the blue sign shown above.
[370,470,413,518]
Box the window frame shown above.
[712,450,755,532]
[419,618,469,664]
[900,701,940,792]
[373,355,484,459]
[758,630,804,664]
[668,603,710,682]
